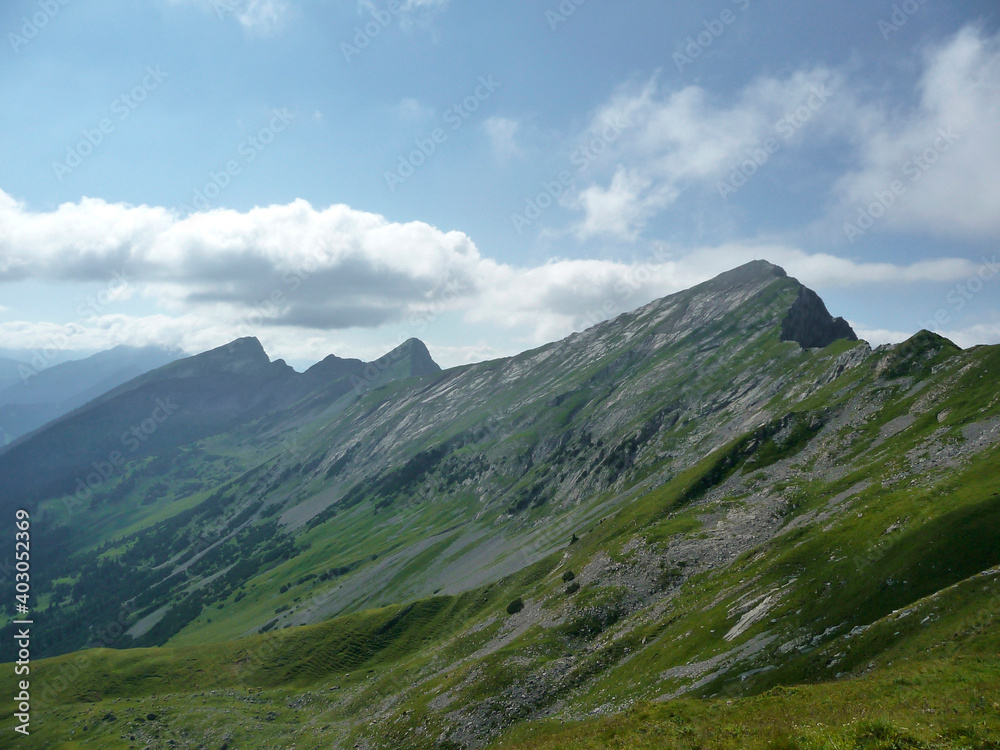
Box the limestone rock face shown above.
[780,287,858,349]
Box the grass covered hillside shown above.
[1,261,998,748]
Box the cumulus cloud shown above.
[833,25,1000,238]
[565,25,1000,243]
[466,242,990,344]
[565,68,843,239]
[2,189,997,362]
[236,0,290,34]
[0,192,484,331]
[853,320,1000,350]
[571,168,667,241]
[851,326,912,347]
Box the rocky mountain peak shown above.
[700,259,788,292]
[149,336,280,381]
[206,337,275,374]
[780,286,858,349]
[382,338,441,378]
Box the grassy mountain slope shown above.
[3,562,996,748]
[1,261,998,747]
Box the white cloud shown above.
[0,191,484,331]
[358,0,450,26]
[2,188,996,363]
[566,68,843,239]
[399,0,450,9]
[466,242,990,345]
[483,117,523,162]
[942,320,1000,349]
[565,25,1000,243]
[833,25,1000,238]
[164,0,291,36]
[854,320,1000,350]
[851,326,911,347]
[571,168,669,241]
[712,244,985,287]
[236,0,290,34]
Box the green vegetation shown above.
[1,265,998,747]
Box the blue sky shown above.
[1,0,999,369]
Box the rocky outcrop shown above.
[780,287,858,349]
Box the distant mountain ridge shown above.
[0,337,441,504]
[0,356,26,392]
[0,345,181,444]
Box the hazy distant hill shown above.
[0,345,181,444]
[0,356,25,393]
[0,336,440,504]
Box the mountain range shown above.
[0,345,181,445]
[1,260,998,749]
[0,357,27,393]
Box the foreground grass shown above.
[497,656,1000,749]
[5,563,999,749]
[4,651,998,749]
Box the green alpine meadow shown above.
[1,260,998,748]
